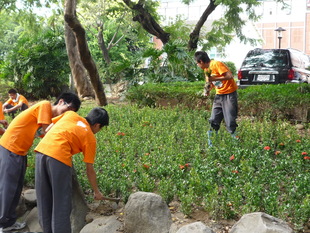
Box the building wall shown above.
[256,0,310,54]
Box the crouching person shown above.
[35,108,110,233]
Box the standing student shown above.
[2,89,29,118]
[35,108,109,233]
[195,51,238,146]
[0,92,81,232]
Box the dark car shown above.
[237,48,310,88]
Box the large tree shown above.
[122,0,285,51]
[64,0,107,106]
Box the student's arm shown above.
[208,71,233,81]
[86,163,105,200]
[2,102,8,112]
[4,104,20,113]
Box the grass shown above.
[24,103,310,231]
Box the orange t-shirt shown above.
[35,111,97,167]
[206,60,238,95]
[6,94,29,107]
[0,102,4,120]
[0,101,52,155]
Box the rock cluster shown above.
[18,190,295,233]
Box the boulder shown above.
[80,216,122,233]
[25,207,43,233]
[229,212,293,233]
[124,192,172,233]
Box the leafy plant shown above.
[24,102,310,231]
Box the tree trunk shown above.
[97,22,111,64]
[65,23,95,99]
[188,0,217,51]
[123,0,170,44]
[64,0,107,106]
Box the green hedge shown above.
[126,82,310,122]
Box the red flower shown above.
[229,155,235,161]
[296,139,301,143]
[274,151,281,155]
[264,146,271,150]
[117,132,125,136]
[232,170,239,174]
[143,164,150,169]
[179,165,185,170]
[304,156,310,160]
[301,152,308,155]
[185,163,190,168]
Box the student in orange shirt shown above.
[0,102,8,135]
[2,89,29,118]
[0,92,81,232]
[195,51,238,146]
[35,108,109,233]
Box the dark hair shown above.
[85,108,109,128]
[8,89,17,94]
[194,51,210,63]
[54,92,81,112]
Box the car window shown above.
[242,50,288,68]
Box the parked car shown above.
[237,48,310,88]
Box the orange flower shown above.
[179,165,185,170]
[296,139,301,143]
[185,163,190,168]
[264,146,271,150]
[232,170,239,174]
[304,156,310,160]
[144,153,150,156]
[229,155,235,161]
[274,151,281,155]
[143,164,150,169]
[301,152,308,155]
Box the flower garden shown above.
[26,102,309,231]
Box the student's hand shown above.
[94,191,105,200]
[0,120,8,127]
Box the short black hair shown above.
[85,108,109,128]
[8,89,17,94]
[54,92,81,112]
[194,51,210,63]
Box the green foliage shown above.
[126,81,212,107]
[24,103,310,231]
[238,84,310,121]
[0,26,70,99]
[127,82,310,122]
[136,40,202,83]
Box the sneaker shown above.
[2,222,26,232]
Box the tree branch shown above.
[188,0,217,51]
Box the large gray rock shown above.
[176,222,215,233]
[80,216,122,233]
[25,207,43,232]
[124,192,172,233]
[229,212,293,233]
[71,168,89,233]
